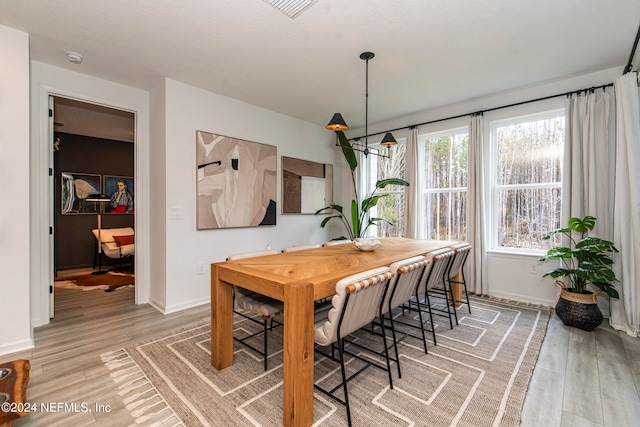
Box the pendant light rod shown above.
[361,51,374,157]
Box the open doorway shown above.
[52,96,136,301]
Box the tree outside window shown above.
[421,129,469,241]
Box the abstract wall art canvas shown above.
[196,131,277,229]
[61,172,102,214]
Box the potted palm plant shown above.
[315,131,409,244]
[539,215,619,331]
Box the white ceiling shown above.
[2,0,639,131]
[53,97,135,142]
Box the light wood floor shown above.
[1,287,639,426]
[521,309,640,427]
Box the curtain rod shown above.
[352,82,614,141]
[624,23,640,74]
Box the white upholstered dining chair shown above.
[281,243,321,252]
[322,240,353,246]
[423,247,458,329]
[227,249,281,371]
[313,266,395,426]
[381,256,431,374]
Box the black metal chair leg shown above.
[385,312,402,378]
[445,280,459,326]
[263,320,268,371]
[464,283,471,314]
[460,269,471,314]
[414,295,429,353]
[379,318,394,390]
[337,339,352,427]
[424,291,437,346]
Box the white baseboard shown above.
[148,296,209,315]
[0,338,34,357]
[488,290,556,307]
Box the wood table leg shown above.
[211,264,234,370]
[283,282,314,427]
[450,271,463,308]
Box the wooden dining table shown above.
[210,237,458,427]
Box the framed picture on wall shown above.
[282,156,333,214]
[61,172,102,214]
[103,175,134,214]
[196,130,277,229]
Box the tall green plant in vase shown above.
[539,215,619,331]
[315,131,409,241]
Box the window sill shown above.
[486,249,545,259]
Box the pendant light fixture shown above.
[326,51,397,157]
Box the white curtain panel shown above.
[466,115,487,295]
[562,90,611,236]
[562,90,613,314]
[611,72,640,337]
[404,127,421,238]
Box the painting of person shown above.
[105,177,134,213]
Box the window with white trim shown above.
[365,142,407,237]
[420,128,469,241]
[490,109,564,251]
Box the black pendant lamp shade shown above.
[380,132,397,147]
[326,113,349,131]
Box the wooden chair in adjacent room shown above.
[227,249,281,371]
[313,266,395,427]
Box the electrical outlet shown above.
[169,207,183,220]
[530,262,541,274]
[197,262,206,275]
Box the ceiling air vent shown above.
[263,0,318,19]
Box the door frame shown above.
[32,77,150,325]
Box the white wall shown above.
[148,80,168,309]
[346,66,623,306]
[156,78,339,313]
[29,62,150,326]
[0,25,32,354]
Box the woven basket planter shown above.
[554,281,603,331]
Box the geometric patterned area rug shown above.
[101,296,550,426]
[54,271,134,291]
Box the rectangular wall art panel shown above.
[196,131,277,229]
[61,172,102,214]
[103,175,134,214]
[282,156,333,214]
